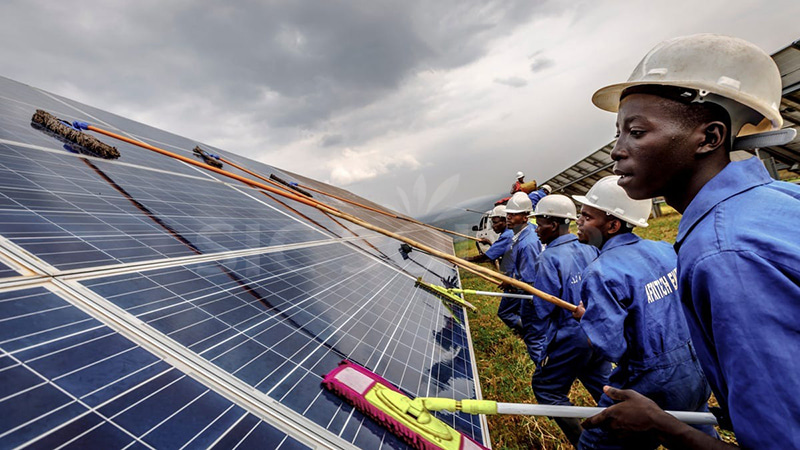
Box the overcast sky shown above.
[2,0,798,218]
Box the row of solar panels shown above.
[0,76,486,449]
[543,38,800,198]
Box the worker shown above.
[498,192,543,336]
[466,205,511,263]
[510,171,525,194]
[571,176,716,449]
[580,34,800,449]
[519,194,611,446]
[527,184,551,210]
[464,205,520,333]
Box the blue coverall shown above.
[509,224,542,284]
[520,234,611,445]
[674,157,800,449]
[527,189,547,210]
[502,224,542,336]
[577,233,716,449]
[484,229,519,331]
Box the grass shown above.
[457,206,738,448]
[456,238,593,449]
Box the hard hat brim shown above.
[592,80,782,130]
[572,195,593,208]
[572,194,649,228]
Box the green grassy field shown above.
[456,206,737,448]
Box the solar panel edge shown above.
[0,233,59,276]
[452,264,491,443]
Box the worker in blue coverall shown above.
[464,205,520,333]
[571,176,716,449]
[580,34,800,449]
[498,192,542,340]
[519,194,611,446]
[527,183,551,210]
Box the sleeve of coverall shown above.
[519,297,545,363]
[578,269,628,362]
[688,251,800,450]
[531,255,561,320]
[484,231,511,261]
[517,243,538,284]
[519,255,556,363]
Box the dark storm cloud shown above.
[1,0,550,132]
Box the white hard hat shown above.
[505,192,533,214]
[533,194,576,220]
[540,184,552,193]
[516,171,525,179]
[572,176,651,228]
[490,205,507,218]
[593,34,792,148]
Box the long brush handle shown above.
[71,120,575,312]
[296,182,480,241]
[418,398,717,426]
[495,403,718,426]
[449,288,534,300]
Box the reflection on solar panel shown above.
[0,76,487,448]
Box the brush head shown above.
[414,278,476,313]
[323,360,487,450]
[192,146,223,169]
[269,173,314,197]
[31,110,120,159]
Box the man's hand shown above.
[582,386,663,434]
[572,301,586,319]
[478,237,492,245]
[464,254,488,263]
[584,386,736,449]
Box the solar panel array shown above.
[0,76,487,449]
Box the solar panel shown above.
[0,76,487,448]
[0,286,311,449]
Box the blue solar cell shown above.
[0,286,309,449]
[0,142,331,270]
[80,243,483,446]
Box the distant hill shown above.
[418,193,503,241]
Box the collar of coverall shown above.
[675,157,772,249]
[601,232,640,253]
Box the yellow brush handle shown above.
[418,398,498,415]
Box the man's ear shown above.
[697,121,727,155]
[605,218,622,235]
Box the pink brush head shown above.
[322,360,487,450]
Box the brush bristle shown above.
[31,110,120,159]
[323,360,487,450]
